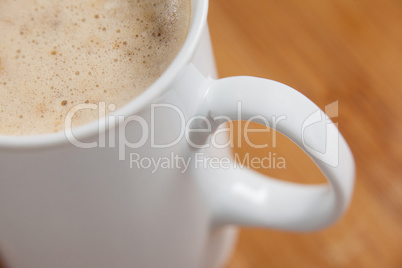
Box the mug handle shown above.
[203,76,355,231]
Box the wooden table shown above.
[208,0,402,267]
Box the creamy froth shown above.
[0,0,190,135]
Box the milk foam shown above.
[0,0,190,135]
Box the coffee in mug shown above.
[0,0,190,136]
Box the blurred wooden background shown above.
[208,0,402,267]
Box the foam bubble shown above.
[0,0,190,135]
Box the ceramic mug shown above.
[0,0,355,267]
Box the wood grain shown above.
[0,1,400,268]
[208,0,402,267]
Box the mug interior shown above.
[0,0,208,149]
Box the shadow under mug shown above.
[0,0,355,267]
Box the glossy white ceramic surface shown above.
[0,0,355,267]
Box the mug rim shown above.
[0,0,209,149]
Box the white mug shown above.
[0,0,355,267]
